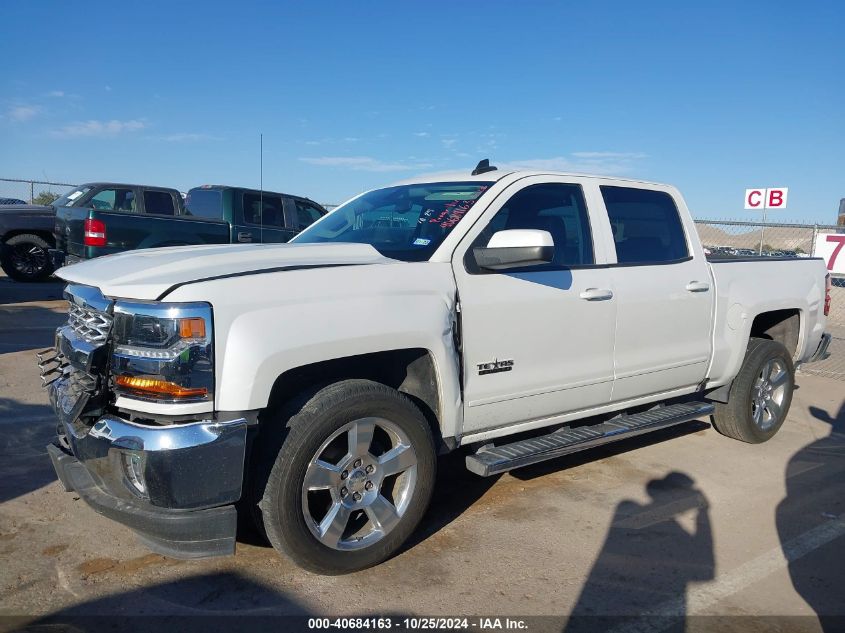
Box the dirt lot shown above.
[1,273,843,632]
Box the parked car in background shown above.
[0,198,28,206]
[52,183,327,267]
[0,202,59,281]
[184,185,327,243]
[52,183,190,267]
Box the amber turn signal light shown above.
[115,375,207,399]
[178,317,206,339]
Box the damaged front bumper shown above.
[38,341,248,559]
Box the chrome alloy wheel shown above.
[301,417,418,551]
[751,358,789,431]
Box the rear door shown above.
[598,184,714,401]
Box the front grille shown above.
[68,303,112,344]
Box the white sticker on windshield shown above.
[67,191,84,201]
[413,238,431,246]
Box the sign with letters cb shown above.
[745,188,788,210]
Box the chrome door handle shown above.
[579,288,614,301]
[686,281,710,293]
[237,232,253,243]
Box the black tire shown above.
[712,337,795,443]
[1,234,54,282]
[258,379,436,574]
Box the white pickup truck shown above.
[40,161,833,574]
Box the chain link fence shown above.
[693,218,843,257]
[694,219,845,380]
[0,178,77,205]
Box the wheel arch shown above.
[749,308,802,358]
[1,229,55,246]
[263,349,451,452]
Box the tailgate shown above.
[55,206,91,259]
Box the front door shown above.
[454,178,617,435]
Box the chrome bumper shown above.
[46,404,247,557]
[58,413,248,509]
[38,324,248,557]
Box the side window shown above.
[294,200,324,230]
[475,183,594,267]
[600,186,689,264]
[143,191,176,215]
[89,188,136,213]
[243,192,284,227]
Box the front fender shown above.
[167,263,463,439]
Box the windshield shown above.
[292,181,492,261]
[53,186,92,207]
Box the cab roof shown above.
[389,170,671,188]
[189,184,321,205]
[388,161,669,189]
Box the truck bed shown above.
[706,256,829,388]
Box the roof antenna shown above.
[472,158,498,176]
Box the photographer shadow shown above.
[564,471,714,633]
[776,402,845,633]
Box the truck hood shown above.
[57,242,398,300]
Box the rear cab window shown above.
[600,186,689,264]
[185,188,224,219]
[143,190,176,215]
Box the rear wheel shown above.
[712,337,794,443]
[1,234,54,282]
[259,379,436,574]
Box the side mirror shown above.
[473,229,554,271]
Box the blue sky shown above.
[1,0,843,222]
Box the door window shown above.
[89,188,136,212]
[600,186,689,264]
[243,192,284,227]
[143,191,176,215]
[293,200,324,230]
[473,183,594,268]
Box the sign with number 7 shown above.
[815,234,845,274]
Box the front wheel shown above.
[712,337,795,443]
[259,379,436,574]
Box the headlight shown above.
[111,300,213,403]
